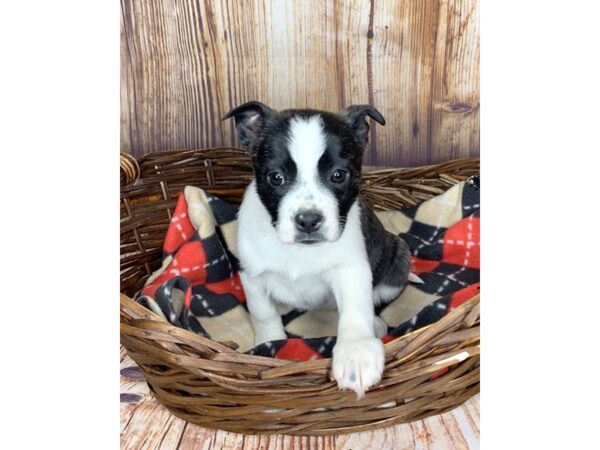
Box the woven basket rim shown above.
[120,292,480,366]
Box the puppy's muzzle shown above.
[294,210,323,234]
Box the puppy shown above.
[223,102,412,397]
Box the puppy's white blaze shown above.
[277,115,341,242]
[287,115,327,175]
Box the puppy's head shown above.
[223,101,385,245]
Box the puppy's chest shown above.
[255,240,346,273]
[242,237,352,310]
[261,271,335,309]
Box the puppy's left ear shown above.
[222,101,277,151]
[340,105,386,147]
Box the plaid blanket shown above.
[136,177,480,361]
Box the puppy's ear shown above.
[340,105,385,147]
[222,101,277,150]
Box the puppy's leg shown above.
[373,235,412,304]
[328,265,385,398]
[240,271,287,345]
[275,302,294,316]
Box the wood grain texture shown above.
[120,0,479,167]
[121,347,480,449]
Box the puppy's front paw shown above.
[332,338,385,398]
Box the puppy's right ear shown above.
[340,105,385,148]
[222,101,276,150]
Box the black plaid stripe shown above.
[399,205,419,219]
[305,336,337,357]
[214,225,240,272]
[201,233,235,283]
[206,193,239,225]
[248,340,287,357]
[185,314,210,337]
[281,309,307,327]
[389,296,451,336]
[401,220,446,259]
[462,176,480,218]
[190,285,242,316]
[154,276,191,325]
[413,263,479,296]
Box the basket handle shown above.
[120,153,140,187]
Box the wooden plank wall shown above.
[121,0,479,167]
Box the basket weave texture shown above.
[120,148,480,435]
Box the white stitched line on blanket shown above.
[171,212,188,223]
[434,215,476,296]
[439,239,480,247]
[434,267,466,295]
[406,233,438,246]
[201,255,227,269]
[208,255,227,266]
[200,298,215,316]
[414,226,443,257]
[431,272,469,287]
[436,303,447,310]
[230,279,243,291]
[171,213,187,224]
[169,255,227,277]
[317,337,334,354]
[464,218,474,267]
[463,204,480,210]
[174,222,187,240]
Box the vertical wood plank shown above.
[175,424,217,450]
[370,1,440,166]
[336,426,416,450]
[121,401,187,450]
[429,0,480,163]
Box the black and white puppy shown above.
[223,101,413,397]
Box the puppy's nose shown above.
[294,210,323,234]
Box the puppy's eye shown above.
[267,170,285,187]
[330,169,348,184]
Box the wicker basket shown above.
[120,148,480,435]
